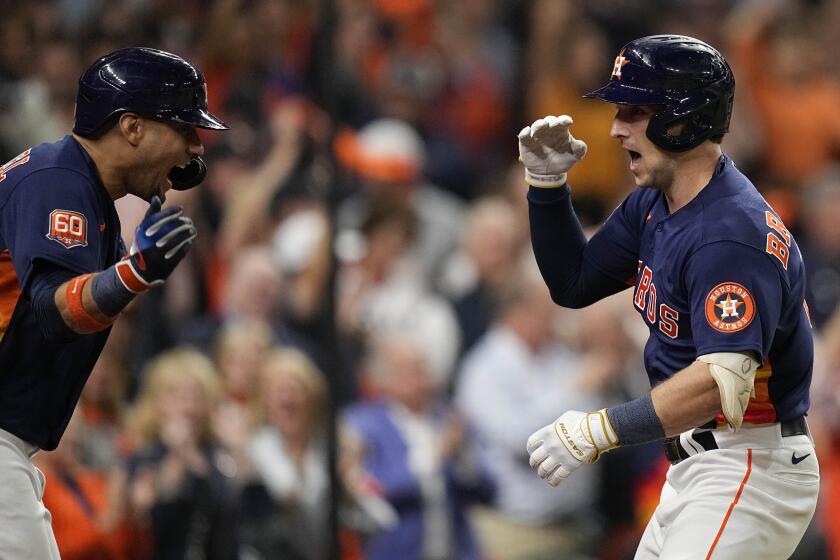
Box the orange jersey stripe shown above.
[715,362,777,427]
[706,448,753,559]
[0,250,20,335]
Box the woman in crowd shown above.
[120,348,238,560]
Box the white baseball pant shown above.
[635,421,819,559]
[0,428,60,559]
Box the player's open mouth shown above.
[629,150,642,171]
[165,163,186,188]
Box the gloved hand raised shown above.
[117,196,196,292]
[518,115,587,187]
[526,409,618,487]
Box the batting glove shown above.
[116,196,196,292]
[518,115,587,187]
[526,409,618,487]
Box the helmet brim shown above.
[187,108,230,130]
[583,81,669,106]
[167,108,230,130]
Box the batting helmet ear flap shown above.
[168,157,208,190]
[646,86,734,152]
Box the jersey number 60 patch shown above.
[46,210,88,249]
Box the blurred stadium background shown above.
[2,0,840,558]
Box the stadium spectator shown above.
[441,196,524,361]
[37,412,134,560]
[456,266,602,559]
[120,348,238,560]
[344,332,495,560]
[237,347,330,559]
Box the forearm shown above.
[50,198,195,334]
[55,274,113,331]
[54,263,140,334]
[528,185,621,308]
[218,144,299,258]
[606,360,721,446]
[527,361,721,487]
[650,360,721,437]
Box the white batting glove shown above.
[526,409,618,487]
[518,115,587,188]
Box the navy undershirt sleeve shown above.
[528,185,639,308]
[28,262,78,342]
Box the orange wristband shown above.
[65,273,115,332]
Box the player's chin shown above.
[630,171,645,186]
[633,173,655,189]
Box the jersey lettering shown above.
[766,233,789,269]
[646,283,657,324]
[765,211,791,245]
[0,150,32,183]
[634,264,680,337]
[764,211,791,269]
[634,266,653,310]
[659,304,679,338]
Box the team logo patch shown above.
[46,210,88,249]
[705,282,755,333]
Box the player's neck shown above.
[662,144,722,213]
[72,134,128,200]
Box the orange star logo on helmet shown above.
[611,49,630,80]
[705,282,755,333]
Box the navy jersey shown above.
[0,136,125,450]
[529,156,812,424]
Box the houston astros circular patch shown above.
[705,282,755,333]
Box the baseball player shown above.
[519,35,818,558]
[0,47,228,558]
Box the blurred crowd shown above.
[3,0,840,558]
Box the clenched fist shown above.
[526,409,618,487]
[518,115,587,188]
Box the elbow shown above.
[548,290,589,310]
[37,317,80,343]
[31,294,80,343]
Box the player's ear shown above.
[117,113,144,146]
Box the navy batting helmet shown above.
[584,35,734,152]
[74,47,229,190]
[73,47,229,138]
